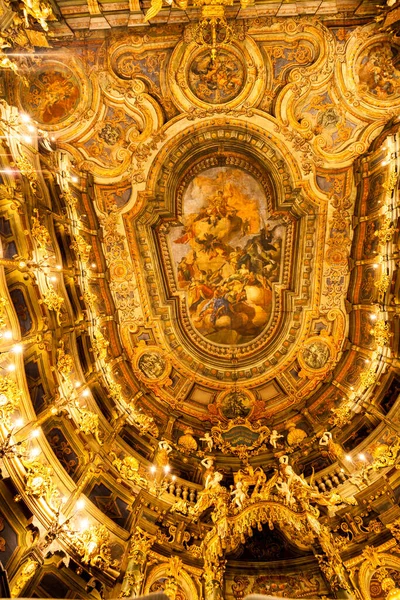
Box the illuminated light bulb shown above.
[51,136,56,141]
[7,364,16,372]
[20,113,30,123]
[345,455,353,462]
[50,276,57,282]
[19,261,27,268]
[56,265,62,271]
[14,418,24,428]
[61,496,68,504]
[30,447,41,458]
[27,124,35,133]
[76,499,85,510]
[91,263,96,269]
[79,518,89,531]
[74,381,81,388]
[350,386,354,390]
[382,160,388,166]
[71,176,78,183]
[3,167,14,175]
[12,344,23,354]
[370,314,377,321]
[23,135,32,144]
[340,468,345,473]
[3,330,12,340]
[171,475,177,481]
[365,359,370,364]
[51,406,58,415]
[30,428,40,439]
[150,465,157,474]
[164,464,171,474]
[358,453,366,461]
[82,389,90,397]
[373,264,379,269]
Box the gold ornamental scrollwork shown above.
[55,341,74,378]
[110,452,148,488]
[70,232,92,264]
[69,524,120,574]
[10,558,39,597]
[375,216,395,245]
[74,401,103,445]
[41,285,64,323]
[0,376,22,428]
[30,208,51,249]
[15,459,56,502]
[371,319,392,347]
[211,418,270,459]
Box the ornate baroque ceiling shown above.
[0,0,400,598]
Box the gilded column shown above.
[119,529,155,598]
[204,557,226,600]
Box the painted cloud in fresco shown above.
[168,166,286,346]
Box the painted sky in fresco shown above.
[168,167,286,346]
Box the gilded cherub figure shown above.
[275,476,294,507]
[230,480,246,509]
[269,429,284,449]
[200,432,214,452]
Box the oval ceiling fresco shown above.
[168,165,286,346]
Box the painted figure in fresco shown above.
[221,390,251,419]
[138,352,165,379]
[303,342,330,370]
[358,44,400,98]
[299,93,353,149]
[25,69,79,125]
[189,51,245,104]
[171,167,285,345]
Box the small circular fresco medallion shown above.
[138,351,166,380]
[218,388,254,420]
[188,49,246,104]
[302,341,330,370]
[20,63,81,126]
[357,43,400,101]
